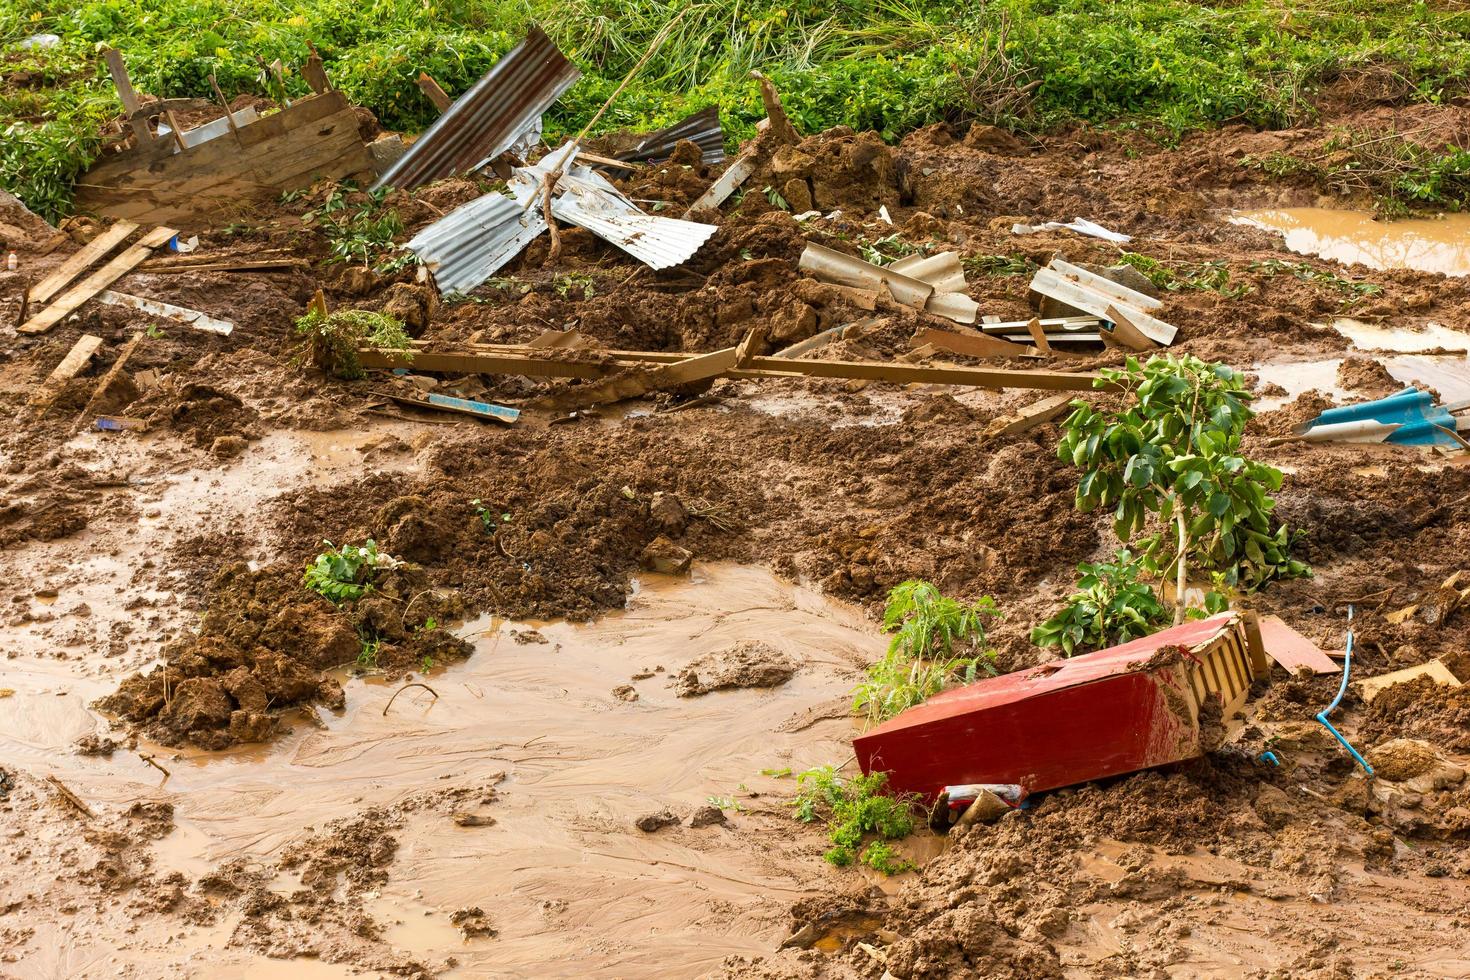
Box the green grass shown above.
[5,0,1470,220]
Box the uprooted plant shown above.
[302,539,400,604]
[293,308,413,380]
[792,766,920,874]
[853,580,998,724]
[1057,355,1308,626]
[1031,548,1172,656]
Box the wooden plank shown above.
[1357,660,1461,704]
[28,335,104,414]
[775,318,881,359]
[1048,259,1163,311]
[74,332,144,428]
[684,152,756,216]
[19,228,177,335]
[533,344,744,411]
[27,222,139,306]
[304,46,331,94]
[417,72,453,112]
[916,326,1033,359]
[733,356,1106,391]
[983,393,1076,440]
[138,259,305,274]
[1026,317,1053,354]
[1031,268,1178,345]
[1103,304,1161,352]
[103,48,152,146]
[359,349,611,379]
[1256,616,1341,675]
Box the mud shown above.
[6,92,1470,978]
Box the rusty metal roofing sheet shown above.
[373,27,580,192]
[614,106,726,167]
[404,189,546,295]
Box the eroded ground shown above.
[3,93,1470,979]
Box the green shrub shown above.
[293,308,412,380]
[303,539,396,603]
[853,580,998,724]
[1031,549,1172,656]
[792,766,919,873]
[1057,355,1308,623]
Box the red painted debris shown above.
[1257,615,1341,674]
[855,613,1265,800]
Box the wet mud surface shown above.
[3,95,1470,977]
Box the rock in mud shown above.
[162,678,234,733]
[210,435,247,459]
[453,812,496,827]
[1367,738,1464,789]
[74,733,118,756]
[688,805,728,829]
[648,492,688,534]
[450,906,496,938]
[639,535,692,575]
[635,809,678,833]
[675,640,797,697]
[611,684,639,703]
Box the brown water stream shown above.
[1234,208,1470,277]
[2,562,885,977]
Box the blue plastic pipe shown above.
[1314,605,1374,776]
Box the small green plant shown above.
[1118,253,1250,299]
[853,580,997,723]
[761,767,793,778]
[1248,259,1381,303]
[303,539,395,604]
[762,184,791,211]
[144,323,166,339]
[792,766,919,874]
[294,308,413,380]
[1058,355,1308,624]
[706,794,745,813]
[357,633,381,668]
[552,273,597,298]
[303,184,405,269]
[420,654,435,673]
[1031,549,1173,656]
[962,253,1035,277]
[471,499,511,533]
[858,233,923,267]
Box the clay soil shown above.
[2,91,1470,978]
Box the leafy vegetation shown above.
[1244,129,1470,215]
[303,539,395,603]
[293,308,413,380]
[853,580,998,724]
[301,184,406,269]
[7,0,1470,218]
[1058,355,1308,623]
[1118,253,1250,299]
[792,766,920,874]
[1031,549,1173,656]
[1248,258,1383,302]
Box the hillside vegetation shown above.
[4,0,1470,219]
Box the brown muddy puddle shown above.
[1234,207,1470,277]
[1,562,888,977]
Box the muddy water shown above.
[1234,208,1470,276]
[1,563,884,977]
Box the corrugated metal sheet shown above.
[405,189,546,295]
[551,199,718,270]
[614,106,726,167]
[373,27,580,192]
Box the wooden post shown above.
[416,72,453,113]
[102,48,152,146]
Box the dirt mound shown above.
[1359,675,1470,752]
[97,559,469,748]
[133,380,262,448]
[676,640,798,696]
[1337,355,1400,397]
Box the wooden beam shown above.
[532,344,744,410]
[915,326,1033,359]
[102,48,151,146]
[983,393,1076,440]
[74,332,144,429]
[1103,304,1162,352]
[27,222,139,306]
[732,356,1106,391]
[1026,317,1053,355]
[416,72,453,113]
[28,334,104,415]
[19,227,177,335]
[359,349,612,379]
[137,258,305,274]
[684,152,755,217]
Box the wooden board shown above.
[983,393,1076,440]
[381,390,519,423]
[1104,304,1163,352]
[417,73,453,112]
[1357,660,1461,704]
[532,344,742,410]
[27,222,139,305]
[74,331,144,428]
[1256,616,1342,675]
[28,334,103,414]
[73,93,374,228]
[916,326,1033,359]
[684,153,756,216]
[19,227,177,335]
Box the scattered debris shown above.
[635,809,679,832]
[373,27,581,192]
[27,334,103,416]
[611,684,639,702]
[613,105,725,168]
[856,612,1268,799]
[1012,217,1132,243]
[95,289,233,335]
[1299,387,1469,447]
[1028,258,1177,347]
[26,220,139,305]
[382,682,440,716]
[452,812,496,827]
[449,906,496,939]
[1358,660,1462,704]
[20,227,176,335]
[45,774,96,819]
[378,389,519,424]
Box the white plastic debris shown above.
[18,34,61,49]
[1012,217,1132,243]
